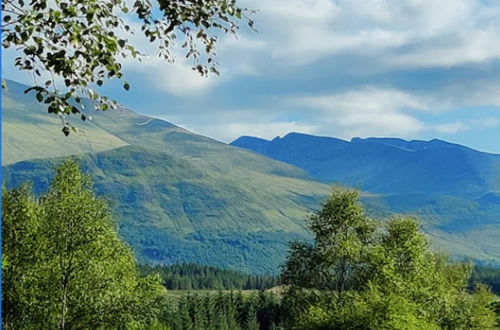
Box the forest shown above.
[139,264,279,291]
[2,160,500,329]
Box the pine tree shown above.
[245,305,260,330]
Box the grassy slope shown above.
[2,80,128,165]
[364,193,500,265]
[3,145,330,273]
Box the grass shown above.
[2,80,128,165]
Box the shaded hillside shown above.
[232,133,500,265]
[232,133,500,197]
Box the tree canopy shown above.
[2,159,164,329]
[281,188,497,329]
[2,0,253,135]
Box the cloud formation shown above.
[233,0,500,71]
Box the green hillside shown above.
[363,193,500,265]
[2,80,333,273]
[3,145,330,273]
[3,80,500,273]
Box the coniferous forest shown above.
[2,160,499,329]
[139,264,279,291]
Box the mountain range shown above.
[231,134,500,265]
[232,134,500,197]
[2,79,499,273]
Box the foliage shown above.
[491,301,500,328]
[2,159,164,329]
[281,188,497,329]
[2,0,254,134]
[140,263,279,290]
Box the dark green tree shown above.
[2,0,254,134]
[2,159,164,329]
[245,304,259,330]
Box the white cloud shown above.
[118,19,221,96]
[294,87,429,113]
[473,117,500,128]
[434,117,499,134]
[293,87,427,137]
[224,0,500,72]
[133,58,216,96]
[287,85,500,139]
[434,122,468,134]
[190,121,318,143]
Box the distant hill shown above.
[232,133,500,197]
[232,133,500,265]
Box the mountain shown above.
[2,80,331,274]
[232,133,500,197]
[232,133,500,265]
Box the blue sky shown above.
[4,0,500,152]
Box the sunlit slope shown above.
[89,106,315,182]
[2,80,332,273]
[2,80,128,165]
[2,145,329,273]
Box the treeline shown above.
[471,265,500,294]
[140,264,279,290]
[158,291,283,329]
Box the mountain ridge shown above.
[231,132,500,197]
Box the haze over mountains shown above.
[2,79,500,273]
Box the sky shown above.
[4,0,500,153]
